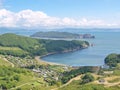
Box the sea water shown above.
[42,32,120,66]
[1,29,120,66]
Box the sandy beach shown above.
[35,56,65,66]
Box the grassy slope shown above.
[0,33,39,49]
[0,56,50,90]
[58,78,120,90]
[3,55,41,67]
[0,46,28,56]
[0,33,47,56]
[0,67,48,90]
[0,33,89,57]
[0,55,66,90]
[57,67,120,90]
[0,56,12,67]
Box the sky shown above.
[0,0,120,28]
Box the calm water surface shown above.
[42,32,120,66]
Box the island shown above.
[31,31,95,39]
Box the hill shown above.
[31,31,95,39]
[105,53,120,67]
[0,33,89,57]
[0,55,12,67]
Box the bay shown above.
[42,32,120,66]
[1,28,120,66]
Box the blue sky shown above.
[3,0,120,17]
[0,0,120,28]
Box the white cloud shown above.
[0,9,119,28]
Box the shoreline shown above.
[35,56,65,66]
[35,46,89,66]
[35,56,102,68]
[40,46,89,58]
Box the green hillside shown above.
[105,53,120,67]
[58,81,120,90]
[0,46,28,57]
[0,33,46,56]
[40,39,89,53]
[0,56,12,67]
[0,33,89,57]
[0,66,52,90]
[0,33,39,50]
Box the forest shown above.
[0,33,89,57]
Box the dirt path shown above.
[95,80,120,87]
[94,76,120,87]
[3,57,14,67]
[106,81,120,87]
[51,75,82,90]
[10,82,30,90]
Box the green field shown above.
[0,46,28,57]
[0,47,24,50]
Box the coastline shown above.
[40,46,89,58]
[35,46,89,66]
[35,56,65,66]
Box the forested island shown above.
[31,31,95,39]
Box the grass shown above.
[0,55,63,90]
[12,77,57,90]
[2,55,40,67]
[11,76,47,90]
[0,46,28,57]
[58,80,120,90]
[108,77,120,83]
[0,56,12,67]
[48,65,71,73]
[0,66,49,90]
[0,46,22,50]
[113,70,120,76]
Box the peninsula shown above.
[0,33,89,57]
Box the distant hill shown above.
[31,31,95,39]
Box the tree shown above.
[81,73,94,84]
[105,53,120,67]
[13,75,20,81]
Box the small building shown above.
[101,65,110,69]
[103,71,113,74]
[99,79,105,84]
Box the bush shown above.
[81,73,94,84]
